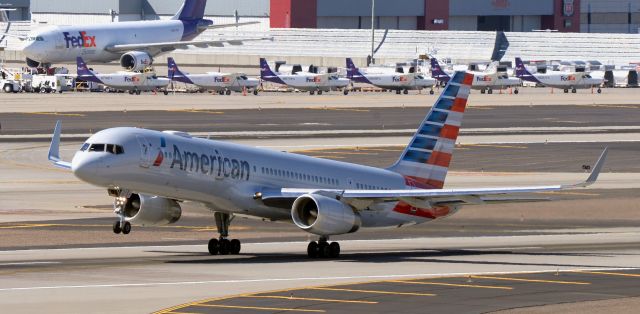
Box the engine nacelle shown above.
[120,193,181,226]
[291,194,361,236]
[120,51,153,72]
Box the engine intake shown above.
[291,194,360,236]
[120,51,153,72]
[121,193,181,226]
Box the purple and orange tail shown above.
[387,71,473,189]
[76,57,102,84]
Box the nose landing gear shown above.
[208,212,242,255]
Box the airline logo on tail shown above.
[63,31,97,48]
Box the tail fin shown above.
[259,58,285,84]
[514,57,531,78]
[76,57,102,84]
[172,0,206,21]
[430,58,450,83]
[167,57,193,84]
[346,58,359,78]
[387,71,474,189]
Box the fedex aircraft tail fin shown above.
[172,0,207,21]
[167,57,193,84]
[76,57,101,84]
[260,58,277,78]
[387,71,474,189]
[430,58,450,82]
[514,57,532,78]
[345,58,360,78]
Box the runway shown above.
[0,89,639,313]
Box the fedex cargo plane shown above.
[515,57,603,93]
[346,58,437,94]
[260,58,350,95]
[76,57,170,95]
[2,0,265,69]
[431,58,521,94]
[48,72,607,258]
[167,57,259,95]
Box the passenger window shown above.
[80,143,90,151]
[89,144,105,152]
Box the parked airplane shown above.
[48,72,607,258]
[346,58,437,94]
[260,58,350,95]
[1,0,264,68]
[76,57,170,95]
[431,58,521,94]
[515,58,604,93]
[167,57,259,95]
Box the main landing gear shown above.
[112,192,132,235]
[208,212,241,255]
[307,237,340,258]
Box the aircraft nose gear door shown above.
[136,135,152,168]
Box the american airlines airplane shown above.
[1,0,264,69]
[76,57,170,95]
[48,72,607,258]
[431,58,522,94]
[260,58,351,95]
[515,58,604,93]
[167,57,259,95]
[346,58,437,95]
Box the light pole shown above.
[370,0,375,65]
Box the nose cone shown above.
[72,153,108,186]
[22,41,37,59]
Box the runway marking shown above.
[470,275,590,285]
[576,271,640,278]
[581,104,640,109]
[240,295,378,304]
[28,112,86,117]
[193,304,325,312]
[307,107,370,112]
[167,109,224,114]
[309,287,436,296]
[389,280,512,290]
[462,144,528,149]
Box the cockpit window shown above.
[80,143,90,151]
[26,36,44,42]
[89,144,105,152]
[87,143,124,154]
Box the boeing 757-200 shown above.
[48,72,608,258]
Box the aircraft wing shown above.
[105,37,271,53]
[206,21,260,29]
[0,32,27,41]
[260,148,608,209]
[47,121,72,170]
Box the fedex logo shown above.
[561,75,576,81]
[124,76,140,83]
[306,77,321,83]
[214,77,230,83]
[393,76,408,82]
[476,76,492,82]
[63,31,96,48]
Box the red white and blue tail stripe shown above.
[388,71,473,189]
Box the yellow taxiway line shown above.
[309,287,436,296]
[241,295,378,304]
[193,303,325,312]
[389,280,512,290]
[470,275,590,285]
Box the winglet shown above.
[566,147,608,188]
[48,121,72,170]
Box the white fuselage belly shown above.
[77,128,441,228]
[25,21,185,63]
[96,74,170,91]
[187,74,236,91]
[471,75,521,89]
[533,74,602,89]
[362,75,436,90]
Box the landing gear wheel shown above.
[208,238,219,255]
[112,221,122,234]
[218,238,230,255]
[329,242,340,258]
[481,89,486,94]
[403,89,409,95]
[563,89,569,93]
[429,89,434,95]
[229,239,241,255]
[318,241,330,258]
[122,221,131,234]
[487,88,493,94]
[395,90,401,94]
[597,88,602,94]
[571,88,577,93]
[310,91,315,95]
[128,90,134,95]
[307,241,318,258]
[225,89,231,95]
[163,90,169,95]
[135,90,141,95]
[317,90,323,95]
[514,89,519,94]
[253,89,258,95]
[343,89,349,95]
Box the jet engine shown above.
[119,193,181,226]
[120,51,153,72]
[291,194,361,236]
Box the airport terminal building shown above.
[1,0,640,33]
